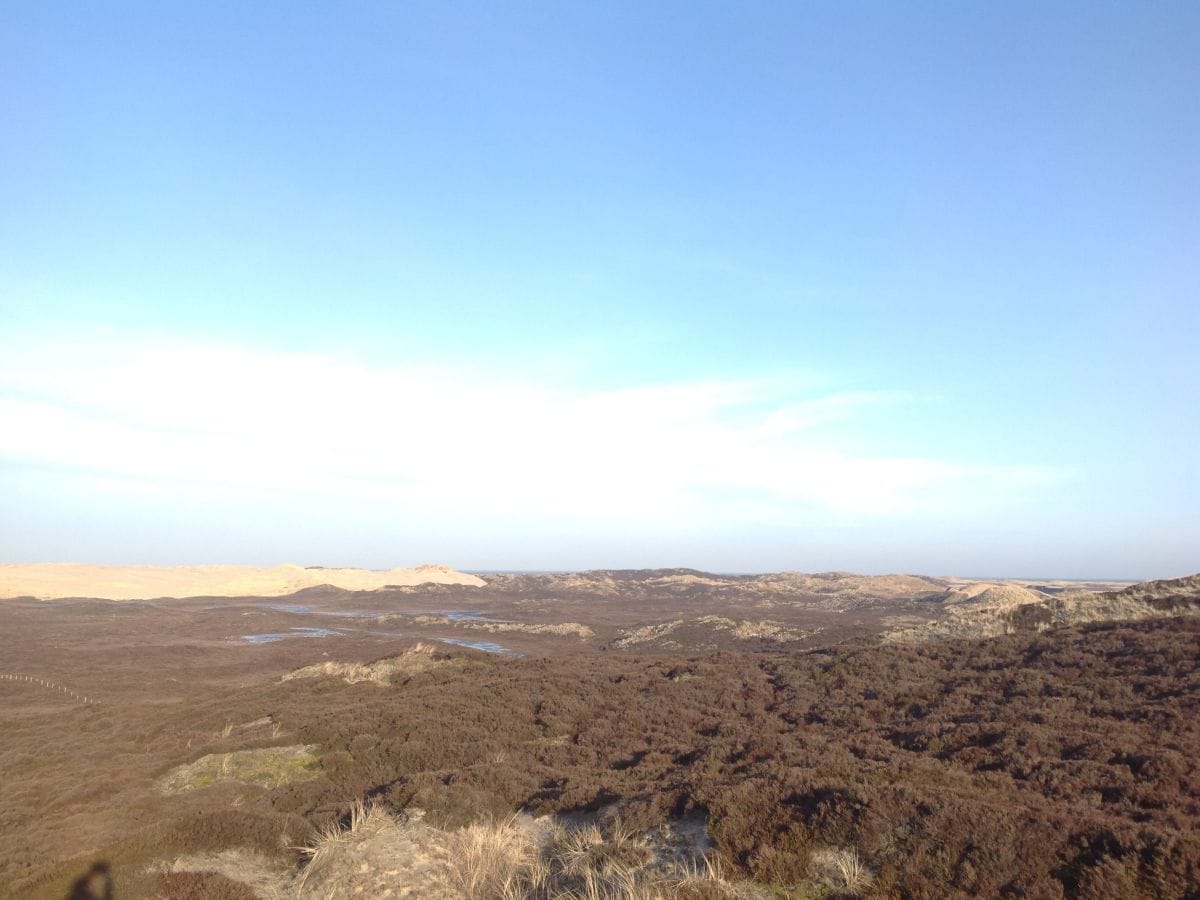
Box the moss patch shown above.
[158,745,321,794]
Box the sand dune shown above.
[0,562,485,600]
[944,583,1050,606]
[884,573,1200,643]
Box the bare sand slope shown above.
[0,562,485,600]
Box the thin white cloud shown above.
[0,332,1071,526]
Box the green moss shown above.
[157,744,321,794]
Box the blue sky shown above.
[1,2,1196,577]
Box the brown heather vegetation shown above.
[267,620,1200,898]
[0,578,1197,897]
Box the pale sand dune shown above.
[0,562,485,600]
[945,582,1050,605]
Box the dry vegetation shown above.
[612,618,814,650]
[2,572,1198,898]
[389,615,596,639]
[294,804,756,899]
[887,574,1200,642]
[281,643,448,685]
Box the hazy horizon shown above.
[0,560,1166,586]
[2,3,1197,579]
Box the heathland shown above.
[1,564,1197,898]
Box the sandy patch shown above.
[399,615,595,639]
[612,621,684,649]
[614,617,811,648]
[694,615,810,641]
[283,643,447,685]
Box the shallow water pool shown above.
[241,626,343,644]
[436,637,522,656]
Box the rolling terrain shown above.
[0,566,1196,898]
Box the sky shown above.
[1,2,1197,578]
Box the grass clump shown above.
[447,815,542,898]
[292,805,757,899]
[809,846,873,896]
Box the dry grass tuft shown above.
[292,802,459,898]
[809,846,874,896]
[670,855,750,899]
[552,821,653,880]
[449,816,752,899]
[446,814,544,898]
[287,808,758,900]
[296,800,392,894]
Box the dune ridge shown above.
[0,562,485,600]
